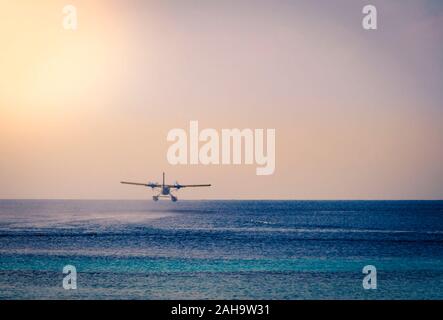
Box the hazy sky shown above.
[1,0,442,199]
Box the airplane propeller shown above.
[174,181,183,189]
[147,181,158,189]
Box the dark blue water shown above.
[0,200,442,299]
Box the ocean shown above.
[0,200,442,299]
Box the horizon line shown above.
[1,198,443,201]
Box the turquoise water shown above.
[0,200,442,299]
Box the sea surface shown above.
[0,200,442,299]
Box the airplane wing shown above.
[167,184,211,189]
[121,181,161,188]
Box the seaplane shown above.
[121,172,211,202]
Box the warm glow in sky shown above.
[1,0,442,199]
